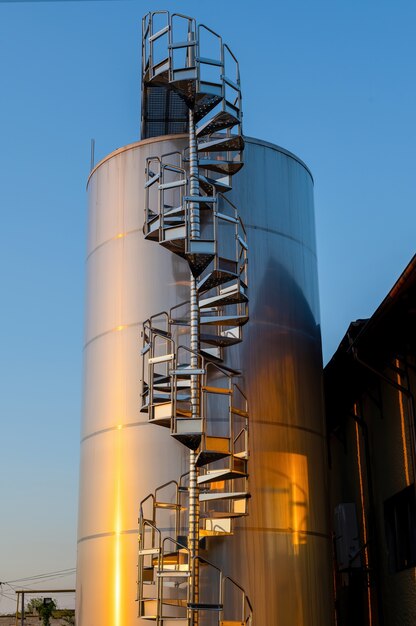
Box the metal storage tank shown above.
[76,134,333,626]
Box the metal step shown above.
[199,491,248,503]
[199,173,232,194]
[198,285,247,309]
[157,550,188,567]
[193,91,222,122]
[196,437,230,467]
[220,622,245,626]
[162,224,186,241]
[160,216,185,226]
[144,229,160,242]
[142,391,171,403]
[164,205,185,217]
[200,314,248,327]
[186,250,215,279]
[188,602,223,611]
[197,269,237,294]
[197,468,247,485]
[149,415,171,428]
[146,216,161,233]
[142,401,174,422]
[200,517,232,536]
[197,134,244,153]
[170,366,205,378]
[152,402,173,421]
[160,240,187,258]
[196,110,240,138]
[171,418,203,450]
[152,373,171,384]
[199,346,222,361]
[200,329,241,348]
[197,158,243,176]
[141,597,188,619]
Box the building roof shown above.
[324,254,416,431]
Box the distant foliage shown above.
[60,609,76,625]
[26,598,43,614]
[25,597,57,626]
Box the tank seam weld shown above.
[80,420,148,442]
[85,228,142,261]
[83,322,140,349]
[253,420,325,438]
[245,223,317,258]
[238,527,330,539]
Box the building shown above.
[325,255,416,626]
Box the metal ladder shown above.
[138,11,252,626]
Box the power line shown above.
[22,574,78,588]
[5,568,75,584]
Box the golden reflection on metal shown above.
[265,452,309,551]
[353,404,372,626]
[114,426,122,626]
[116,325,125,332]
[395,358,410,487]
[79,125,331,624]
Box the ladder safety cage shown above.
[169,14,197,83]
[142,11,243,141]
[171,345,206,444]
[141,312,176,426]
[144,160,188,242]
[144,156,161,238]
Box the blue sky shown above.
[1,0,415,614]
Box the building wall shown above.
[329,356,416,626]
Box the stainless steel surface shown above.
[219,137,333,626]
[77,133,333,626]
[78,135,190,626]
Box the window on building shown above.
[384,484,416,572]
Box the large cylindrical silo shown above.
[76,135,333,626]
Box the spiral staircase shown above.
[137,12,252,626]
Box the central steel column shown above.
[188,108,200,625]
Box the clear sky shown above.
[1,0,415,615]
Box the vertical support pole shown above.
[20,591,24,626]
[188,107,200,626]
[90,138,95,172]
[15,592,19,626]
